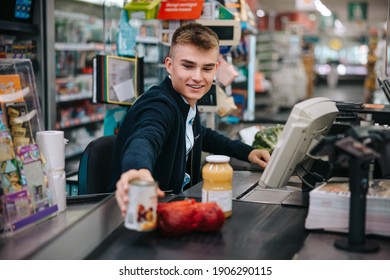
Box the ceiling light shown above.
[256,9,266,18]
[334,19,346,35]
[74,0,123,5]
[315,0,332,17]
[308,13,317,21]
[74,0,103,4]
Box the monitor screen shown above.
[0,0,35,23]
[386,0,390,77]
[197,83,217,107]
[197,83,217,113]
[375,0,390,102]
[207,26,235,41]
[258,97,339,189]
[195,19,241,46]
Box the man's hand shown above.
[248,149,271,169]
[115,169,165,218]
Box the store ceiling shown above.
[255,0,388,38]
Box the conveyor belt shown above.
[87,200,309,260]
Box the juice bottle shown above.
[202,155,233,218]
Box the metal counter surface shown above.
[0,202,96,259]
[294,232,390,260]
[0,194,121,260]
[181,170,260,199]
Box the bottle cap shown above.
[205,155,230,163]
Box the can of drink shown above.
[124,180,158,232]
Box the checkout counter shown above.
[1,170,389,260]
[1,98,389,259]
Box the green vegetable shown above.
[252,124,284,154]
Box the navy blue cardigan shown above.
[110,77,254,194]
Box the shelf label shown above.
[157,0,204,20]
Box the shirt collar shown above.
[181,96,196,122]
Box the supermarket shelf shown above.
[65,146,85,159]
[56,91,92,103]
[136,36,160,44]
[65,149,84,159]
[56,113,104,130]
[0,20,39,33]
[144,77,159,84]
[55,42,106,51]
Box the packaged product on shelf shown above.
[125,0,161,20]
[3,189,31,224]
[0,73,25,103]
[5,102,34,146]
[0,159,23,194]
[0,110,6,131]
[117,9,137,57]
[0,130,15,162]
[14,144,48,209]
[0,130,23,197]
[0,59,58,234]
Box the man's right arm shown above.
[115,168,164,218]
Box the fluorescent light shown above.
[256,9,266,18]
[334,19,345,35]
[315,0,332,17]
[74,0,104,4]
[334,19,345,30]
[308,13,317,21]
[337,64,346,75]
[74,0,123,5]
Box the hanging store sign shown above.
[348,2,368,21]
[157,0,205,20]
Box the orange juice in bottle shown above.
[202,155,233,218]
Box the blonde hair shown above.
[169,23,219,57]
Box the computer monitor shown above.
[258,97,339,189]
[195,19,241,46]
[0,0,35,23]
[197,83,217,113]
[386,0,390,78]
[378,0,390,102]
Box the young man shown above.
[112,23,270,217]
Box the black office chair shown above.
[378,144,390,179]
[77,135,116,195]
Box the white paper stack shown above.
[305,179,390,237]
[36,130,67,212]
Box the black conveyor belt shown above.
[87,200,308,260]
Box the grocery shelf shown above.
[0,20,39,33]
[56,113,104,130]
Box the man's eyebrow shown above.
[180,59,216,67]
[180,59,196,65]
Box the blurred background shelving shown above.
[1,0,389,173]
[47,0,110,172]
[0,1,47,119]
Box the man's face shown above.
[165,44,219,107]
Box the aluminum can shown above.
[124,180,158,231]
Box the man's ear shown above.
[215,60,220,71]
[165,56,172,75]
[215,54,223,71]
